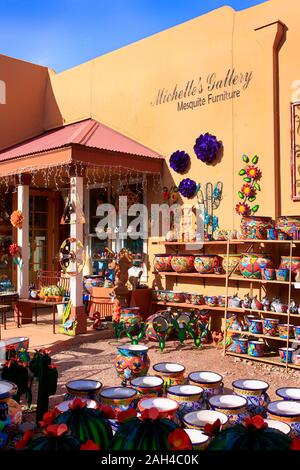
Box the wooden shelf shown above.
[233,307,300,319]
[154,271,293,285]
[226,352,287,368]
[152,239,300,246]
[228,329,296,342]
[152,301,242,313]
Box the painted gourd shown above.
[111,417,179,450]
[207,424,291,450]
[25,433,81,450]
[54,406,112,449]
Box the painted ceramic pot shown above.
[153,363,186,391]
[294,354,300,366]
[279,256,300,274]
[115,344,150,383]
[232,379,270,417]
[221,254,241,275]
[194,255,220,274]
[276,216,300,239]
[183,409,228,431]
[278,324,294,339]
[208,394,248,425]
[153,254,173,272]
[293,326,300,341]
[130,376,164,398]
[204,295,218,307]
[165,291,185,303]
[217,295,226,307]
[267,400,300,438]
[239,253,273,279]
[188,371,223,399]
[138,397,179,420]
[170,255,195,273]
[145,313,173,341]
[261,268,276,281]
[248,318,263,334]
[243,315,256,331]
[228,336,248,354]
[276,388,300,402]
[4,337,29,352]
[247,340,265,357]
[167,385,205,423]
[264,419,291,436]
[263,318,279,337]
[64,379,102,401]
[188,293,205,305]
[99,387,137,412]
[275,269,289,281]
[55,398,98,413]
[119,307,142,328]
[184,429,210,450]
[240,216,274,240]
[279,347,296,363]
[266,228,278,240]
[152,290,165,302]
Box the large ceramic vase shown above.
[153,254,173,272]
[64,379,102,402]
[194,255,220,274]
[241,216,274,239]
[276,216,300,239]
[239,253,273,279]
[170,255,195,273]
[115,344,150,385]
[267,400,300,438]
[153,363,186,391]
[232,379,270,417]
[208,394,248,426]
[167,384,205,423]
[119,307,142,329]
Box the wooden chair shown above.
[88,287,115,321]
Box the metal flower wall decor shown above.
[236,154,262,216]
[194,132,222,164]
[169,150,190,174]
[178,178,197,199]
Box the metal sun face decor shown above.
[236,154,262,216]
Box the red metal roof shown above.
[0,119,163,162]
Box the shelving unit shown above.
[151,237,300,372]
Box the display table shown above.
[16,298,68,334]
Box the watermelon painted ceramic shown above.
[239,253,273,279]
[115,344,150,383]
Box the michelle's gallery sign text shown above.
[150,68,253,112]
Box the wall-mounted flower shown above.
[241,184,255,198]
[10,210,24,229]
[235,202,251,216]
[169,150,190,173]
[246,165,262,180]
[178,178,197,199]
[194,132,222,164]
[236,154,262,216]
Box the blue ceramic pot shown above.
[232,379,270,417]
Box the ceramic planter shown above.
[99,387,137,412]
[263,318,279,336]
[115,344,150,383]
[184,429,210,450]
[240,216,274,240]
[208,394,248,425]
[64,379,102,401]
[204,295,218,307]
[247,340,265,357]
[293,326,300,341]
[165,290,185,303]
[119,307,142,328]
[153,363,186,391]
[267,400,300,437]
[279,347,296,363]
[276,388,300,402]
[167,384,205,423]
[188,371,223,399]
[228,336,248,354]
[153,254,173,272]
[221,254,241,275]
[239,253,273,279]
[138,397,179,420]
[275,269,289,281]
[261,268,276,281]
[278,324,294,339]
[130,376,164,398]
[232,379,270,417]
[279,256,300,274]
[145,313,172,341]
[170,255,195,273]
[217,295,226,307]
[264,419,291,436]
[183,409,228,431]
[248,318,263,334]
[186,293,205,305]
[276,216,300,239]
[194,255,220,274]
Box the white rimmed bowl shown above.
[232,379,270,417]
[267,400,300,437]
[167,384,205,423]
[100,386,137,412]
[184,428,210,450]
[264,419,291,436]
[138,396,179,420]
[183,409,228,430]
[55,398,98,413]
[188,371,223,399]
[153,362,186,390]
[209,394,248,425]
[276,387,300,402]
[130,376,164,397]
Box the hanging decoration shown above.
[10,210,24,229]
[162,186,179,204]
[169,150,190,174]
[178,178,197,199]
[60,191,85,225]
[236,154,262,216]
[196,182,223,240]
[59,237,86,276]
[194,132,222,164]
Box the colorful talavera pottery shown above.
[239,253,273,279]
[170,254,195,273]
[186,292,205,305]
[153,254,173,272]
[228,336,248,354]
[247,340,265,357]
[183,409,228,430]
[276,388,300,402]
[99,387,137,412]
[152,290,166,302]
[266,228,278,240]
[276,216,300,239]
[232,379,270,417]
[217,295,226,307]
[263,318,279,336]
[208,394,248,425]
[184,429,210,450]
[138,397,179,420]
[167,384,205,422]
[165,290,185,303]
[119,307,142,328]
[194,255,220,274]
[267,400,300,437]
[261,268,276,281]
[130,376,164,397]
[275,269,289,281]
[153,363,186,391]
[264,419,291,436]
[221,254,241,275]
[115,344,150,383]
[279,347,296,363]
[279,256,300,274]
[248,318,263,334]
[64,379,102,401]
[278,324,294,339]
[204,295,218,307]
[293,326,300,341]
[241,216,274,240]
[188,371,223,399]
[145,313,173,341]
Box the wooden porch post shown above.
[17,176,30,297]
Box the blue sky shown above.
[1,0,267,72]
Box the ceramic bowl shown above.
[183,409,228,430]
[167,385,205,422]
[130,376,164,397]
[55,398,98,413]
[263,318,279,336]
[278,324,294,339]
[65,379,102,399]
[232,379,270,416]
[138,397,179,420]
[99,387,137,412]
[165,290,185,303]
[261,268,276,281]
[293,326,300,341]
[153,254,173,272]
[276,269,289,281]
[264,419,291,435]
[267,400,300,437]
[208,394,248,425]
[248,319,263,334]
[194,255,219,274]
[276,388,300,402]
[153,362,186,389]
[184,429,210,450]
[188,371,223,398]
[204,295,218,307]
[189,293,205,305]
[229,336,248,354]
[170,255,195,273]
[221,254,241,275]
[0,380,15,399]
